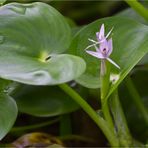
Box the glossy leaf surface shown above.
[0,94,17,139]
[117,8,147,24]
[0,2,86,85]
[117,9,148,66]
[69,17,148,100]
[13,85,79,117]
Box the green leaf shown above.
[69,17,148,99]
[13,85,79,117]
[117,8,147,24]
[0,78,11,93]
[0,2,86,85]
[117,9,148,66]
[0,0,6,5]
[119,72,148,142]
[0,94,17,140]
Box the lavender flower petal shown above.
[96,24,105,41]
[86,50,104,59]
[107,38,113,56]
[99,39,109,55]
[99,24,105,39]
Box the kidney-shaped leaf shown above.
[69,17,148,98]
[0,94,17,140]
[0,2,86,85]
[13,85,79,117]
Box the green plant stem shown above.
[10,118,59,133]
[100,60,115,134]
[124,0,148,21]
[60,114,72,136]
[125,76,148,124]
[59,83,119,147]
[110,89,133,146]
[102,103,114,131]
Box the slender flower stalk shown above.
[85,24,120,140]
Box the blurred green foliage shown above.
[6,0,127,25]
